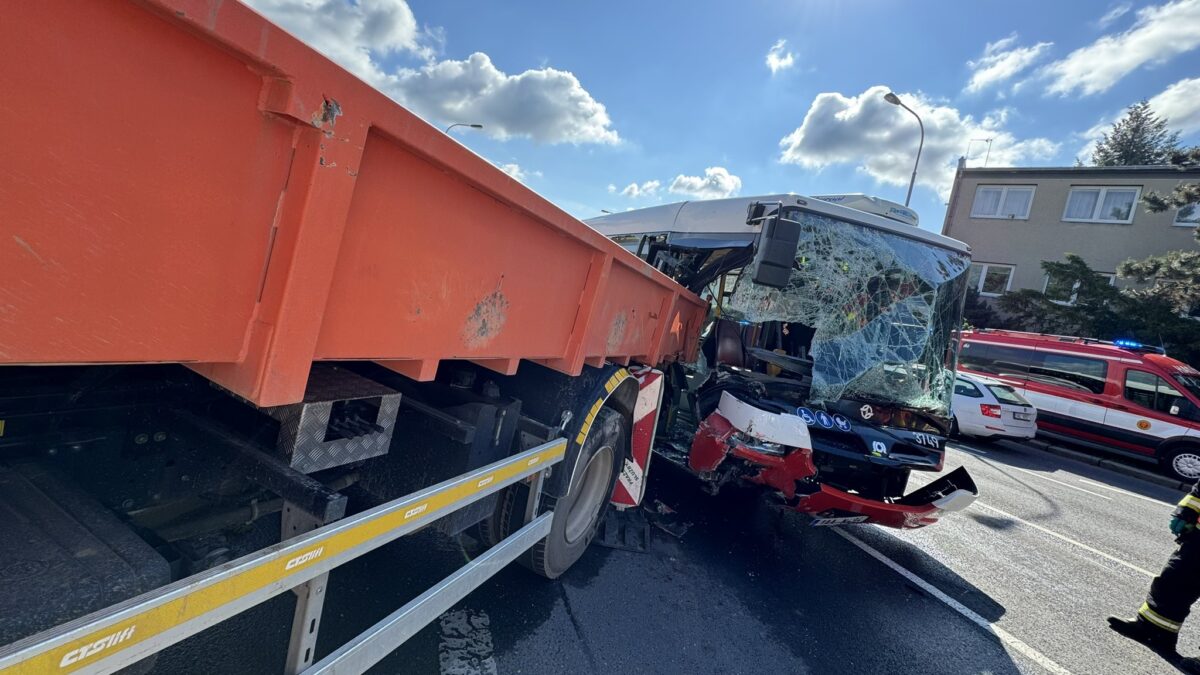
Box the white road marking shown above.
[834,528,1073,675]
[439,609,498,675]
[952,445,988,456]
[907,474,933,488]
[1075,478,1175,507]
[1006,466,1113,500]
[974,503,1155,578]
[908,471,1154,577]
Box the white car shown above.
[952,372,1038,440]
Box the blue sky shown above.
[249,0,1200,232]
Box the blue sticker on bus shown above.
[796,407,816,426]
[832,414,852,432]
[814,411,834,429]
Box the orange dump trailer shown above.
[0,0,704,407]
[0,2,705,673]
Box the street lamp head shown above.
[881,91,923,207]
[468,124,483,129]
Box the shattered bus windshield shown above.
[724,209,971,417]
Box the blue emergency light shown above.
[1113,339,1143,349]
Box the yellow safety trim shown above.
[575,398,604,446]
[603,370,624,394]
[1139,603,1182,633]
[1178,495,1200,514]
[575,369,631,446]
[0,419,5,437]
[0,441,566,675]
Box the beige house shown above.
[941,164,1200,303]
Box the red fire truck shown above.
[960,329,1200,481]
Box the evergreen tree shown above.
[1121,143,1200,313]
[1141,146,1200,242]
[1092,100,1181,166]
[995,255,1200,367]
[1119,249,1200,316]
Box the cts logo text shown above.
[59,626,136,667]
[284,547,324,570]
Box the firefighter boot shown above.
[1107,616,1179,656]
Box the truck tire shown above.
[478,407,628,578]
[531,407,628,578]
[1161,444,1200,483]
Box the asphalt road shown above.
[149,438,1192,675]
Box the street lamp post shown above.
[883,92,924,207]
[445,123,483,134]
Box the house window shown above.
[967,263,1014,297]
[1175,203,1200,227]
[1063,186,1140,224]
[1043,270,1115,305]
[971,185,1034,219]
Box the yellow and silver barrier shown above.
[0,439,566,675]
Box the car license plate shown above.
[810,515,869,527]
[1012,412,1032,421]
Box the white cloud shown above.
[617,180,662,198]
[1075,118,1112,163]
[668,167,742,199]
[1071,76,1200,161]
[1096,2,1132,28]
[497,163,541,182]
[1150,77,1200,136]
[964,34,1052,94]
[778,85,1059,199]
[246,0,618,145]
[246,0,428,81]
[387,53,619,144]
[765,39,796,74]
[1043,0,1200,96]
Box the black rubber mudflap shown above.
[597,507,651,552]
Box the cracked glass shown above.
[724,210,970,417]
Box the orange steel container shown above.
[0,0,706,406]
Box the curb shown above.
[1016,438,1192,492]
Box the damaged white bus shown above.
[588,194,977,528]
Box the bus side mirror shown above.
[748,206,801,288]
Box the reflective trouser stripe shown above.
[1179,495,1200,514]
[1140,603,1182,633]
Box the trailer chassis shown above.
[0,441,563,674]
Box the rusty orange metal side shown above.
[0,0,706,406]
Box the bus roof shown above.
[585,193,971,255]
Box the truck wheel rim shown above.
[564,445,614,544]
[1174,452,1200,479]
